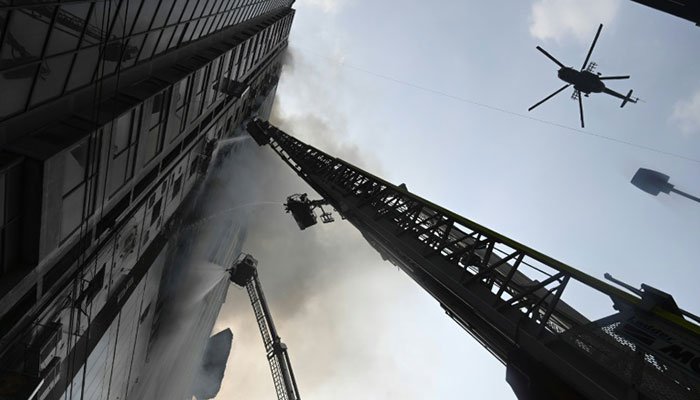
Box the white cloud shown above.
[297,0,346,14]
[671,90,700,136]
[529,0,621,42]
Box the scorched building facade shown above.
[0,0,295,398]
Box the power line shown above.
[295,47,700,164]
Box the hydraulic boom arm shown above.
[246,118,700,400]
[229,255,301,400]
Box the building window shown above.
[189,66,209,120]
[106,108,140,198]
[246,36,256,71]
[253,33,263,63]
[212,12,224,32]
[230,45,241,81]
[205,56,222,108]
[218,50,233,101]
[167,0,188,26]
[171,176,182,200]
[0,285,36,338]
[154,27,176,56]
[151,199,162,225]
[0,7,51,118]
[133,0,161,34]
[189,156,199,177]
[241,40,251,77]
[0,161,23,276]
[77,265,105,305]
[140,90,169,164]
[171,75,191,137]
[61,137,98,240]
[169,24,187,50]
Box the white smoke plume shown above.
[208,48,450,399]
[529,0,620,43]
[209,47,514,400]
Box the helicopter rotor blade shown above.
[536,46,565,68]
[599,75,630,80]
[581,23,603,71]
[578,92,585,128]
[528,84,570,112]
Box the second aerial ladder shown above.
[228,254,301,400]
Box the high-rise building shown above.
[0,0,295,398]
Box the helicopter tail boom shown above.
[603,88,637,107]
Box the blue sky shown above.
[215,1,700,398]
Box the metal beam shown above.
[246,119,700,400]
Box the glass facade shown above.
[0,1,294,398]
[60,136,98,240]
[0,0,293,120]
[0,157,22,277]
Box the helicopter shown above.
[529,24,638,128]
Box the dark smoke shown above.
[209,83,411,397]
[211,47,447,399]
[132,138,275,399]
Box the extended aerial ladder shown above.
[246,118,700,400]
[228,254,302,400]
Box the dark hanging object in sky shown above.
[192,329,233,400]
[631,168,700,203]
[631,168,673,196]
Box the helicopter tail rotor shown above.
[621,89,636,108]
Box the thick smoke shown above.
[209,47,450,400]
[211,125,415,399]
[131,140,268,399]
[270,46,379,171]
[206,44,517,400]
